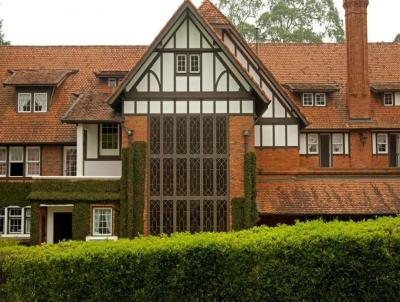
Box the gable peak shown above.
[198,0,230,25]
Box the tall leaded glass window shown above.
[149,114,228,234]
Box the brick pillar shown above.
[344,0,371,119]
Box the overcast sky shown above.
[1,0,399,45]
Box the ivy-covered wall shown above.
[0,182,32,207]
[120,142,146,239]
[232,152,259,230]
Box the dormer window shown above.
[383,93,394,106]
[34,93,48,112]
[108,78,117,88]
[315,93,327,106]
[18,93,31,112]
[302,93,313,106]
[17,92,48,113]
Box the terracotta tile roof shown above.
[94,71,129,78]
[371,83,400,93]
[198,0,230,25]
[4,69,76,87]
[255,43,400,129]
[0,46,146,143]
[257,177,400,215]
[62,93,123,123]
[285,83,340,93]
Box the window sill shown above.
[85,236,118,241]
[1,234,30,238]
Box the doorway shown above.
[389,134,400,167]
[320,134,331,168]
[53,212,72,243]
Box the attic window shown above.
[18,93,31,112]
[34,93,48,112]
[176,55,187,73]
[302,93,313,106]
[315,93,327,106]
[18,92,48,113]
[383,93,394,106]
[108,78,117,88]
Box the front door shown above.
[53,213,72,243]
[149,115,228,235]
[320,134,331,168]
[389,134,399,167]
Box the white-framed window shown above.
[176,54,187,73]
[9,147,24,177]
[108,78,117,88]
[18,93,31,113]
[64,146,77,176]
[8,208,22,234]
[315,93,327,106]
[377,133,388,154]
[190,54,200,73]
[0,147,6,177]
[0,208,4,234]
[308,133,319,154]
[26,147,40,177]
[332,133,344,154]
[383,93,394,106]
[92,207,113,236]
[24,208,31,234]
[100,124,120,156]
[34,93,48,112]
[302,93,314,106]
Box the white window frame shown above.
[315,93,327,106]
[383,93,394,106]
[332,133,344,154]
[92,207,113,236]
[307,133,319,154]
[63,146,77,176]
[0,147,6,177]
[24,208,31,234]
[302,93,314,106]
[9,147,24,177]
[377,133,388,154]
[189,54,200,74]
[108,78,117,88]
[17,93,32,113]
[33,93,48,112]
[176,54,187,74]
[100,124,120,156]
[7,207,23,234]
[26,147,41,177]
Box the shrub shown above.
[1,217,400,302]
[0,238,18,248]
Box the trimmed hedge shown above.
[1,217,400,301]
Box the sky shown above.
[1,0,399,45]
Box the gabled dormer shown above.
[370,83,400,106]
[3,69,76,113]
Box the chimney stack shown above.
[344,0,371,119]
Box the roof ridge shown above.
[0,45,148,48]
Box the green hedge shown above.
[0,182,31,207]
[1,217,400,302]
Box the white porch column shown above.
[76,124,84,176]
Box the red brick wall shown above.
[41,146,63,176]
[123,116,149,234]
[256,130,391,174]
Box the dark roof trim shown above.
[285,83,341,93]
[3,69,77,87]
[94,71,129,79]
[370,83,400,93]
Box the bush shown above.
[1,217,400,302]
[0,238,18,248]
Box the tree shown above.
[0,4,10,45]
[217,0,344,43]
[395,34,400,43]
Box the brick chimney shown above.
[344,0,371,119]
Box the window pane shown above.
[303,93,313,106]
[27,148,40,162]
[190,55,200,73]
[34,93,47,112]
[101,124,119,150]
[384,93,393,106]
[315,93,326,106]
[8,208,22,234]
[177,55,186,73]
[18,93,31,112]
[65,148,77,176]
[93,208,112,236]
[10,147,23,162]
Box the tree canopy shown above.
[395,34,400,43]
[217,0,344,43]
[0,3,10,46]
